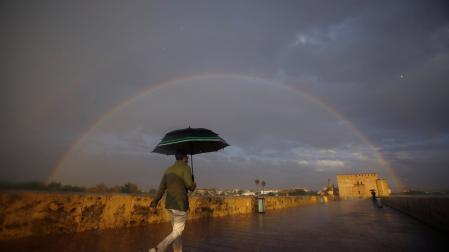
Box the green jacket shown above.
[150,160,196,211]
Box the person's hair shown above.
[175,153,187,160]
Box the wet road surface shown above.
[0,200,445,251]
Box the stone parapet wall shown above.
[264,195,318,210]
[0,191,320,240]
[383,196,449,232]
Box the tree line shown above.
[0,181,157,195]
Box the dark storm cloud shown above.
[278,0,449,134]
[1,0,448,190]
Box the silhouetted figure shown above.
[370,189,383,208]
[376,197,383,208]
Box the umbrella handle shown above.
[190,154,195,182]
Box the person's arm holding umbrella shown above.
[150,173,167,213]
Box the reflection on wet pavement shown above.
[0,200,445,251]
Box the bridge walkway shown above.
[0,199,445,251]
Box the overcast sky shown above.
[1,0,448,191]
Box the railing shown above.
[383,196,449,232]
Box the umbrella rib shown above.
[158,137,226,146]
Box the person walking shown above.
[149,152,196,252]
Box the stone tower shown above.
[336,173,390,199]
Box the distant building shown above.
[242,190,256,196]
[337,173,390,199]
[260,189,279,195]
[193,188,217,196]
[319,178,338,197]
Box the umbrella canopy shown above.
[152,127,229,155]
[153,127,229,179]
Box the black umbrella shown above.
[153,127,229,177]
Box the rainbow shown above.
[48,73,404,191]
